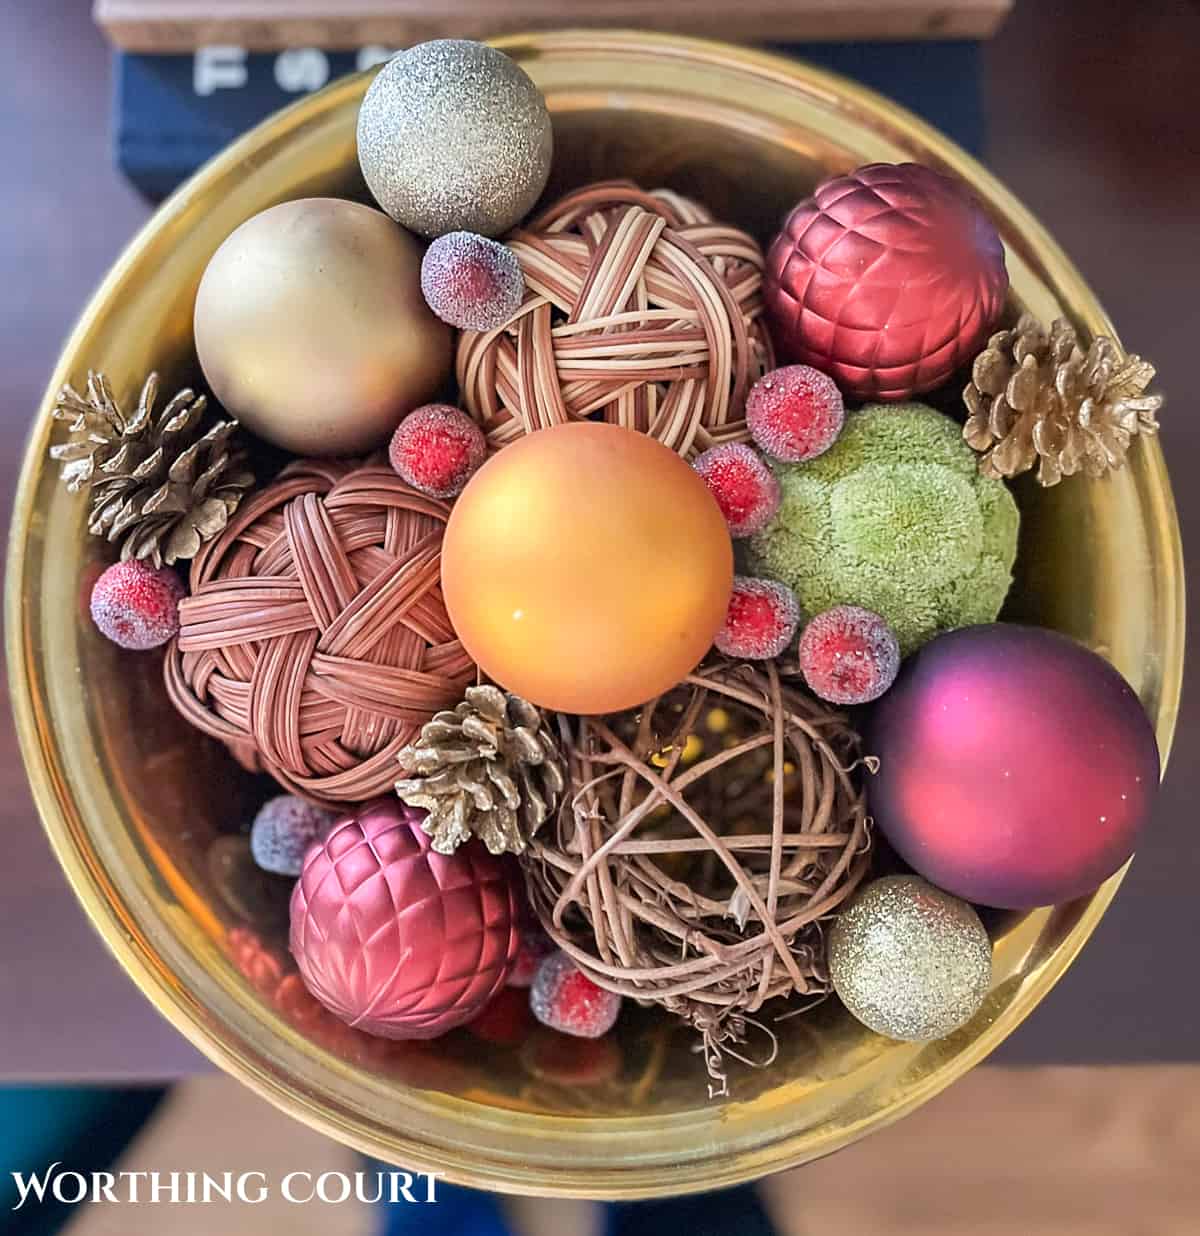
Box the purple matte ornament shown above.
[866,624,1160,910]
[289,799,521,1039]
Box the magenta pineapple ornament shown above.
[765,162,1008,400]
[289,799,521,1039]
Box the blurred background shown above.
[2,0,1198,1232]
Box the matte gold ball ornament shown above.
[441,422,734,715]
[357,40,553,238]
[194,198,451,455]
[828,875,993,1042]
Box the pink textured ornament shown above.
[90,560,184,650]
[714,576,801,660]
[766,163,1008,400]
[290,799,521,1039]
[692,443,781,537]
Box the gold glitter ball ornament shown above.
[357,40,553,239]
[828,875,992,1041]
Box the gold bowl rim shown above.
[5,29,1185,1197]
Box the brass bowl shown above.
[6,31,1184,1198]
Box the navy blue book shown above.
[114,41,984,201]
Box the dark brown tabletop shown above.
[1,0,1196,1079]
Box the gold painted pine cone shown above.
[963,314,1162,486]
[396,685,566,856]
[50,370,253,565]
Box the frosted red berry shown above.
[714,576,801,660]
[798,605,900,705]
[507,925,556,989]
[467,985,534,1046]
[529,951,622,1039]
[692,443,781,538]
[421,231,525,332]
[250,794,339,877]
[89,560,184,650]
[746,364,845,462]
[389,403,487,499]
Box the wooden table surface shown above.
[1,0,1197,1079]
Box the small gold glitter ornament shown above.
[357,40,553,239]
[828,875,992,1041]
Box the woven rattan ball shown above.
[456,181,775,456]
[164,460,474,804]
[523,659,873,1093]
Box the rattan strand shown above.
[456,181,774,456]
[164,459,474,804]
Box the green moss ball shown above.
[749,403,1019,653]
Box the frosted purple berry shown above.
[798,605,901,705]
[420,231,525,332]
[529,950,622,1039]
[250,795,339,877]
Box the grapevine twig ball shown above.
[441,422,733,715]
[421,232,525,332]
[765,162,1008,400]
[523,660,873,1088]
[357,40,553,239]
[388,404,487,499]
[90,560,184,650]
[456,182,775,456]
[828,875,992,1041]
[194,199,451,455]
[290,799,522,1039]
[164,460,475,804]
[866,624,1161,909]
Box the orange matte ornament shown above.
[442,422,733,714]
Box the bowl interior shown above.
[7,32,1183,1198]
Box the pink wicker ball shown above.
[290,799,522,1039]
[164,459,474,804]
[456,181,774,457]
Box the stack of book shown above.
[95,0,1009,198]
